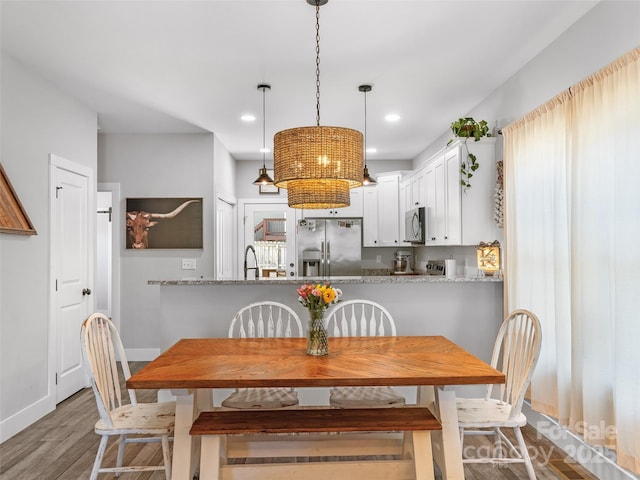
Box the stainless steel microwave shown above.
[404,207,426,244]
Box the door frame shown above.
[237,198,295,279]
[49,154,95,400]
[98,182,121,331]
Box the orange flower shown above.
[322,288,336,304]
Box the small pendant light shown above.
[359,84,377,186]
[253,84,274,185]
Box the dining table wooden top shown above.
[126,336,504,390]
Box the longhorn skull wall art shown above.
[125,197,203,249]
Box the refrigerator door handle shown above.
[320,240,325,277]
[326,241,330,277]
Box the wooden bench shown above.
[190,407,441,480]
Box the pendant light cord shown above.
[315,1,321,127]
[363,88,367,167]
[262,85,267,167]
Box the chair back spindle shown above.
[229,302,303,339]
[326,300,396,337]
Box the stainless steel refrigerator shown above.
[297,218,362,278]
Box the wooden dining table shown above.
[126,336,504,480]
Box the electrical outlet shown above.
[181,258,196,270]
[376,255,382,263]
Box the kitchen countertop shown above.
[148,274,502,286]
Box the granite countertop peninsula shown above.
[149,274,502,286]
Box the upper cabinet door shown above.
[409,167,426,208]
[376,175,401,246]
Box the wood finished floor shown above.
[0,362,600,480]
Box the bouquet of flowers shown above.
[297,282,342,316]
[297,282,342,356]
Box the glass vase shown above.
[306,309,328,356]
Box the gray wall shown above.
[0,53,97,440]
[97,133,219,351]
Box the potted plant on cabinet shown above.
[447,117,491,191]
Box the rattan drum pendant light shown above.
[273,0,363,209]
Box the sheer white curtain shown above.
[503,48,640,475]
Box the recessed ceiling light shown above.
[385,113,401,122]
[366,147,377,154]
[241,114,256,122]
[260,147,271,153]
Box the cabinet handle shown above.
[431,237,436,241]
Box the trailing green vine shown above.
[447,117,491,191]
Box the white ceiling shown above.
[1,0,597,161]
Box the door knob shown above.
[82,288,92,296]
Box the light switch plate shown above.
[181,258,196,270]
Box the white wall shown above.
[97,133,216,353]
[413,1,640,167]
[0,53,97,441]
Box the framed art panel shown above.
[0,163,37,235]
[126,197,202,249]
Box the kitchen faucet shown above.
[244,245,259,280]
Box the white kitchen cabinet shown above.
[398,177,411,246]
[424,154,445,243]
[306,187,363,218]
[363,174,403,247]
[409,167,426,208]
[421,138,497,246]
[362,187,379,246]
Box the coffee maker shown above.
[392,250,413,274]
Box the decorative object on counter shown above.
[297,282,342,356]
[359,84,377,186]
[253,84,275,188]
[476,240,501,276]
[425,260,445,276]
[494,160,504,228]
[447,117,491,191]
[273,0,363,209]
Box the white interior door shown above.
[216,197,235,280]
[50,155,93,404]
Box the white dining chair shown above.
[325,299,406,408]
[456,309,542,480]
[80,313,175,480]
[221,301,304,409]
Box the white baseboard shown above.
[524,402,639,480]
[125,348,160,361]
[0,394,54,443]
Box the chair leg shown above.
[116,434,127,477]
[493,427,503,459]
[514,427,537,480]
[91,435,109,480]
[161,434,172,479]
